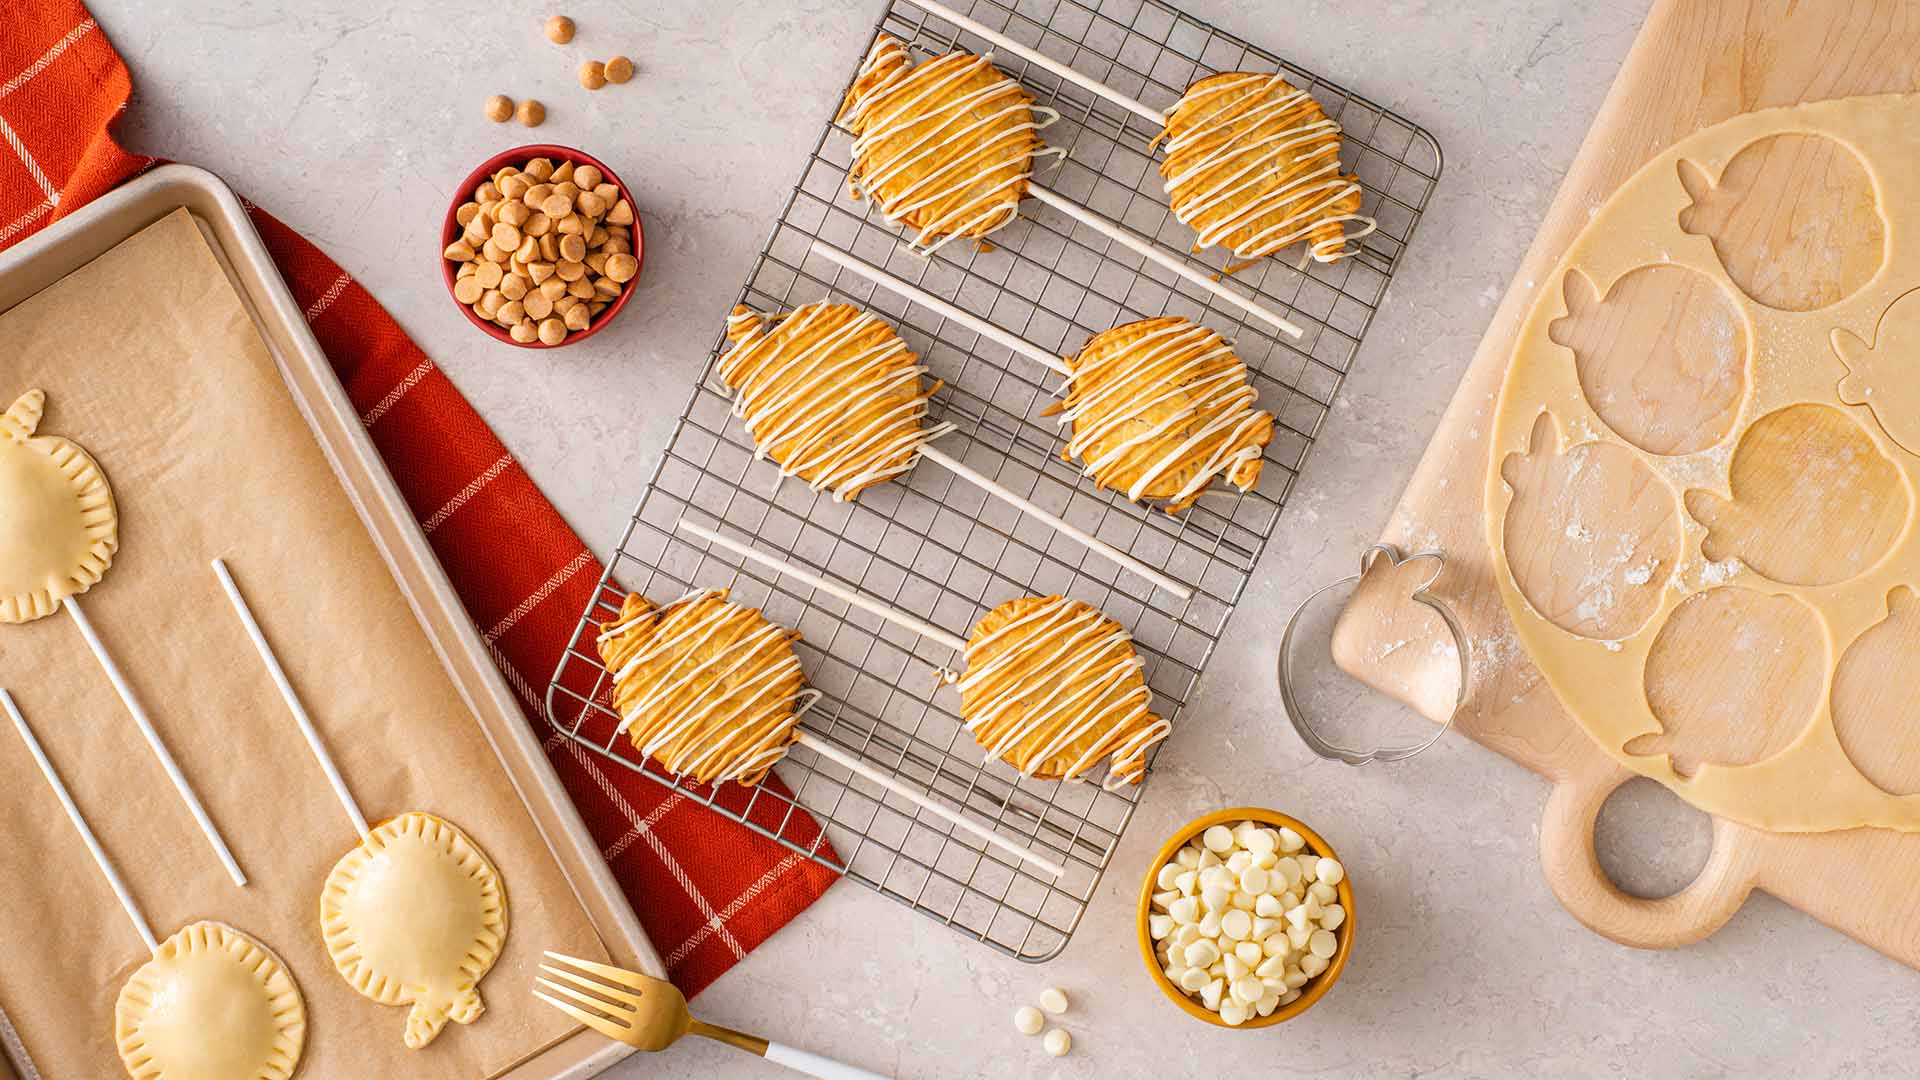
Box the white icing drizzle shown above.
[1156,73,1377,265]
[959,596,1167,791]
[719,302,954,501]
[597,589,818,786]
[838,35,1065,256]
[1057,317,1272,509]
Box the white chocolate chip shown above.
[1219,1000,1248,1026]
[1201,884,1231,913]
[1316,857,1345,886]
[1178,967,1209,993]
[1308,929,1338,959]
[1038,987,1069,1015]
[1170,897,1199,924]
[1220,909,1252,941]
[1202,825,1234,853]
[1309,881,1339,905]
[1200,977,1225,1011]
[1149,914,1174,940]
[1225,850,1253,874]
[1156,863,1181,890]
[1198,910,1223,939]
[1254,893,1283,918]
[1184,940,1219,968]
[1239,866,1270,895]
[1043,1028,1071,1058]
[1233,940,1263,966]
[1299,953,1329,978]
[1320,904,1346,931]
[1014,1006,1044,1036]
[1277,827,1305,854]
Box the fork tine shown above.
[533,990,636,1042]
[539,962,643,1008]
[535,976,636,1020]
[543,950,662,992]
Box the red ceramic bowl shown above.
[440,144,644,348]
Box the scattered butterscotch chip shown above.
[445,155,638,344]
[579,60,607,90]
[546,15,575,43]
[517,99,546,127]
[484,94,514,123]
[605,56,634,84]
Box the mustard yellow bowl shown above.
[1136,807,1355,1028]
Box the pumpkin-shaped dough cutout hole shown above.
[1626,586,1825,777]
[1835,287,1920,457]
[1832,586,1920,795]
[1685,403,1907,586]
[1500,411,1679,641]
[1676,135,1883,312]
[0,388,118,624]
[1546,266,1746,455]
[321,812,509,1050]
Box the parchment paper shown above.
[0,209,607,1077]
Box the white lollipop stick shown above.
[3,688,158,951]
[65,597,247,888]
[810,241,1071,375]
[1024,184,1304,338]
[907,0,1167,125]
[915,445,1192,599]
[210,559,370,841]
[677,518,969,652]
[794,730,1065,878]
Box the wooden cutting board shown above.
[1334,0,1920,964]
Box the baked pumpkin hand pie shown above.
[0,388,117,623]
[320,812,509,1050]
[595,588,815,786]
[835,34,1061,254]
[958,595,1168,790]
[115,921,307,1080]
[1048,317,1274,513]
[1155,73,1374,269]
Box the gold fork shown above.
[536,951,891,1078]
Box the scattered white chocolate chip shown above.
[1013,1006,1044,1036]
[1149,819,1349,1024]
[1043,1028,1071,1058]
[1037,987,1068,1015]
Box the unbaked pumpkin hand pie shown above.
[2,689,307,1080]
[1047,316,1275,514]
[1155,73,1375,269]
[211,560,508,1050]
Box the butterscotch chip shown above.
[524,211,553,237]
[554,180,580,201]
[476,289,505,317]
[517,99,545,127]
[585,251,609,275]
[574,165,603,191]
[579,60,606,90]
[603,236,630,254]
[498,299,526,323]
[563,304,591,331]
[593,276,621,300]
[524,290,554,319]
[488,222,520,250]
[528,261,556,284]
[475,180,501,203]
[546,14,574,43]
[522,182,553,207]
[462,217,488,246]
[554,295,580,314]
[567,276,596,299]
[514,235,538,263]
[539,277,567,300]
[456,261,476,279]
[540,192,573,218]
[555,259,586,282]
[474,261,504,288]
[588,225,609,247]
[575,191,607,219]
[557,233,587,262]
[604,252,639,283]
[552,160,575,183]
[538,235,560,261]
[555,214,584,236]
[484,94,513,122]
[604,56,634,84]
[499,172,531,199]
[455,202,482,227]
[500,273,530,301]
[452,277,484,304]
[443,240,475,262]
[537,317,567,345]
[480,238,507,263]
[523,158,554,181]
[606,199,633,225]
[497,199,530,227]
[589,300,607,316]
[511,318,539,343]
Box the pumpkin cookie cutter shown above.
[1277,544,1468,764]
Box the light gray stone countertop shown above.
[97,1,1918,1077]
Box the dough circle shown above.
[320,812,509,1049]
[0,388,117,623]
[1486,94,1920,832]
[114,921,306,1080]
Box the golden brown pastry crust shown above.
[597,589,810,786]
[1156,72,1367,267]
[959,595,1166,789]
[1050,316,1273,513]
[836,34,1053,252]
[720,302,948,502]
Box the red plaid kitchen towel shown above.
[0,3,838,999]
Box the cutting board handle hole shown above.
[1592,777,1713,898]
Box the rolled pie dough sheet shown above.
[1486,93,1920,832]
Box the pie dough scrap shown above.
[1836,286,1920,456]
[1155,73,1373,268]
[320,812,509,1049]
[1486,93,1920,832]
[959,595,1168,790]
[836,34,1060,255]
[595,588,813,786]
[115,920,306,1080]
[0,388,117,623]
[719,302,952,501]
[1049,316,1274,513]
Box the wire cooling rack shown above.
[546,0,1440,961]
